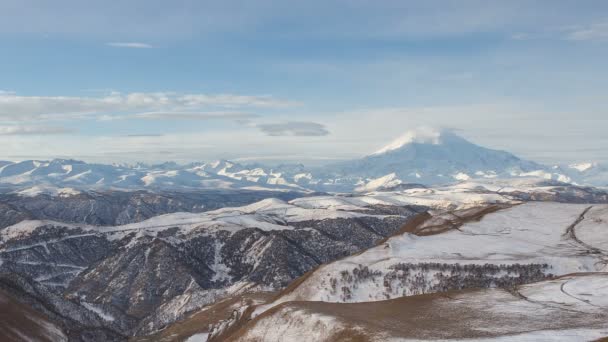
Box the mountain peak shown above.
[371,127,447,155]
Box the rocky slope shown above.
[0,284,68,342]
[0,180,607,341]
[0,193,440,338]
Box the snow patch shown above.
[82,302,115,322]
[210,242,232,282]
[355,173,402,192]
[185,333,209,342]
[569,162,595,172]
[453,172,471,181]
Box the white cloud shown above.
[106,42,154,48]
[0,92,295,122]
[133,111,258,120]
[177,94,298,108]
[0,125,73,135]
[256,121,329,136]
[125,134,164,137]
[0,101,605,165]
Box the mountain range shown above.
[0,129,607,341]
[0,129,606,196]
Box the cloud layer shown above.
[132,111,258,120]
[256,121,329,136]
[0,92,295,122]
[0,125,73,135]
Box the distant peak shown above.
[371,127,445,155]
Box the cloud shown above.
[563,22,608,41]
[106,42,154,48]
[0,92,295,121]
[256,121,329,136]
[133,111,259,120]
[515,21,608,42]
[125,134,164,137]
[0,125,73,135]
[176,94,298,108]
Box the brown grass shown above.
[0,289,65,342]
[228,275,608,341]
[131,292,276,342]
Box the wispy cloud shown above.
[125,134,164,137]
[133,111,258,120]
[0,125,73,135]
[513,21,608,42]
[256,121,329,136]
[0,92,295,122]
[563,22,608,42]
[106,42,154,48]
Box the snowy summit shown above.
[371,127,443,155]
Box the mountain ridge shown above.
[0,130,605,193]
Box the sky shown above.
[0,0,607,165]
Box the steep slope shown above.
[0,194,436,337]
[0,273,126,341]
[0,287,67,342]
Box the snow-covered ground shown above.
[261,202,608,306]
[1,186,518,246]
[1,183,606,341]
[240,273,608,342]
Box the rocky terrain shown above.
[0,189,307,229]
[0,190,442,339]
[0,177,606,341]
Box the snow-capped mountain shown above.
[0,159,311,193]
[316,129,544,189]
[0,129,605,194]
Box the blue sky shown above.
[0,0,607,164]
